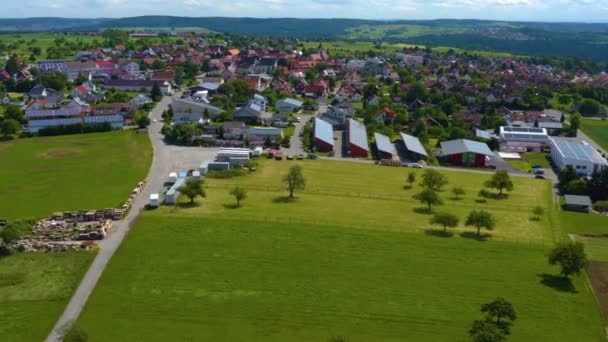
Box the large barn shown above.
[348,119,369,158]
[313,118,334,152]
[374,133,397,160]
[399,132,428,162]
[440,139,494,167]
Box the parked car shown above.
[533,168,545,175]
[308,153,319,160]
[287,153,294,160]
[535,174,546,179]
[407,163,423,168]
[296,116,302,122]
[297,153,305,160]
[275,151,283,160]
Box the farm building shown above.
[440,139,494,167]
[399,133,428,162]
[499,126,550,143]
[374,133,397,160]
[172,97,223,123]
[563,195,592,213]
[246,127,283,143]
[275,98,303,113]
[347,119,369,158]
[550,138,608,176]
[313,118,334,152]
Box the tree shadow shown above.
[222,203,240,210]
[272,196,296,203]
[402,185,413,190]
[177,202,198,208]
[478,189,509,200]
[450,197,463,201]
[460,231,491,241]
[424,229,454,238]
[538,273,577,293]
[529,216,541,222]
[413,207,432,215]
[475,198,488,204]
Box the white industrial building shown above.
[550,138,608,176]
[499,126,549,143]
[275,98,303,113]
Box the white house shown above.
[172,97,223,124]
[275,98,303,113]
[550,138,608,176]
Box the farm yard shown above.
[75,159,606,341]
[0,251,95,342]
[0,130,152,220]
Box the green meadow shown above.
[0,131,152,220]
[76,159,606,341]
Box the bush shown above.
[593,201,608,213]
[0,219,34,243]
[206,168,247,179]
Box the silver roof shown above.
[400,132,428,157]
[348,119,369,151]
[475,129,491,140]
[441,139,494,156]
[564,195,592,206]
[374,133,396,156]
[314,118,334,146]
[551,138,607,165]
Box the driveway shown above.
[288,114,312,154]
[46,95,216,341]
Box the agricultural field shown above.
[76,159,605,341]
[0,130,152,220]
[581,118,608,152]
[302,40,514,58]
[0,251,95,341]
[0,33,99,60]
[345,24,470,40]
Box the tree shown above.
[484,170,513,196]
[532,206,544,219]
[469,320,506,342]
[134,111,150,128]
[451,186,465,200]
[465,210,496,237]
[229,186,247,208]
[4,56,19,75]
[568,112,582,136]
[564,179,588,196]
[283,165,306,198]
[151,82,162,101]
[413,188,443,211]
[588,168,608,202]
[0,119,20,137]
[406,172,416,188]
[178,179,206,205]
[549,241,588,279]
[420,169,448,192]
[430,212,459,232]
[558,166,577,194]
[4,104,25,123]
[481,298,517,329]
[579,98,601,117]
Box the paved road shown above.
[287,114,313,154]
[46,97,179,342]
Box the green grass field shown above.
[0,33,99,60]
[0,131,152,220]
[506,152,553,173]
[303,41,514,57]
[0,251,95,341]
[581,118,608,152]
[76,159,605,341]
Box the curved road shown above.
[46,96,175,341]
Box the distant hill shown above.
[2,16,608,61]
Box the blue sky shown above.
[2,0,608,22]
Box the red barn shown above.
[348,119,369,158]
[313,118,334,152]
[440,139,494,167]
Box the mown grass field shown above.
[0,251,95,341]
[76,159,605,341]
[506,152,553,173]
[581,118,608,152]
[302,41,514,57]
[0,131,152,220]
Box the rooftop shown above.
[314,118,334,146]
[551,138,608,165]
[348,119,369,151]
[564,195,592,207]
[400,132,428,157]
[374,133,396,156]
[441,139,494,157]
